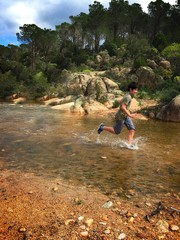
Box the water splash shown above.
[74,129,146,150]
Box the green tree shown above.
[0,71,17,98]
[87,1,106,52]
[148,0,171,45]
[16,24,44,70]
[162,43,180,75]
[127,3,145,34]
[106,0,129,41]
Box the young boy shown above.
[97,81,138,145]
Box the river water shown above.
[0,103,179,198]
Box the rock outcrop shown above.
[156,95,180,122]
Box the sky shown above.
[0,0,177,46]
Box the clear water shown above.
[0,103,179,198]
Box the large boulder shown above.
[136,66,157,89]
[156,95,180,122]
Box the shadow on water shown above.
[0,103,180,198]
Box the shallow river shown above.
[0,103,179,198]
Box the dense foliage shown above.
[0,0,179,102]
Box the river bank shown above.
[0,168,179,240]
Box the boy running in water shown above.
[97,81,138,145]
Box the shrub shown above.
[29,72,49,98]
[0,71,17,98]
[112,99,120,108]
[133,56,147,69]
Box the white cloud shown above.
[7,2,37,29]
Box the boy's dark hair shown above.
[128,81,138,91]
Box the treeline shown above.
[0,0,180,100]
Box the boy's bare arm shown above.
[121,103,137,118]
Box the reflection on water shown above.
[0,103,180,198]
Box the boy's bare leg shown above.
[103,126,115,134]
[128,130,135,144]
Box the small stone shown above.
[158,235,165,239]
[52,187,58,191]
[129,217,134,223]
[128,189,136,196]
[126,212,132,217]
[102,201,113,208]
[18,227,26,232]
[145,202,152,207]
[149,112,155,118]
[101,214,108,221]
[74,197,83,205]
[104,229,111,234]
[79,225,86,230]
[156,220,169,233]
[118,232,126,239]
[28,191,33,194]
[99,221,107,225]
[78,216,84,221]
[65,219,74,225]
[101,156,107,159]
[80,231,89,237]
[170,224,179,231]
[85,218,93,227]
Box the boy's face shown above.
[130,88,138,96]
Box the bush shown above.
[29,72,49,98]
[0,71,18,98]
[162,43,180,58]
[112,99,120,108]
[155,77,180,103]
[133,56,147,69]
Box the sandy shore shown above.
[0,165,179,240]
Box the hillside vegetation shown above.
[0,0,180,103]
